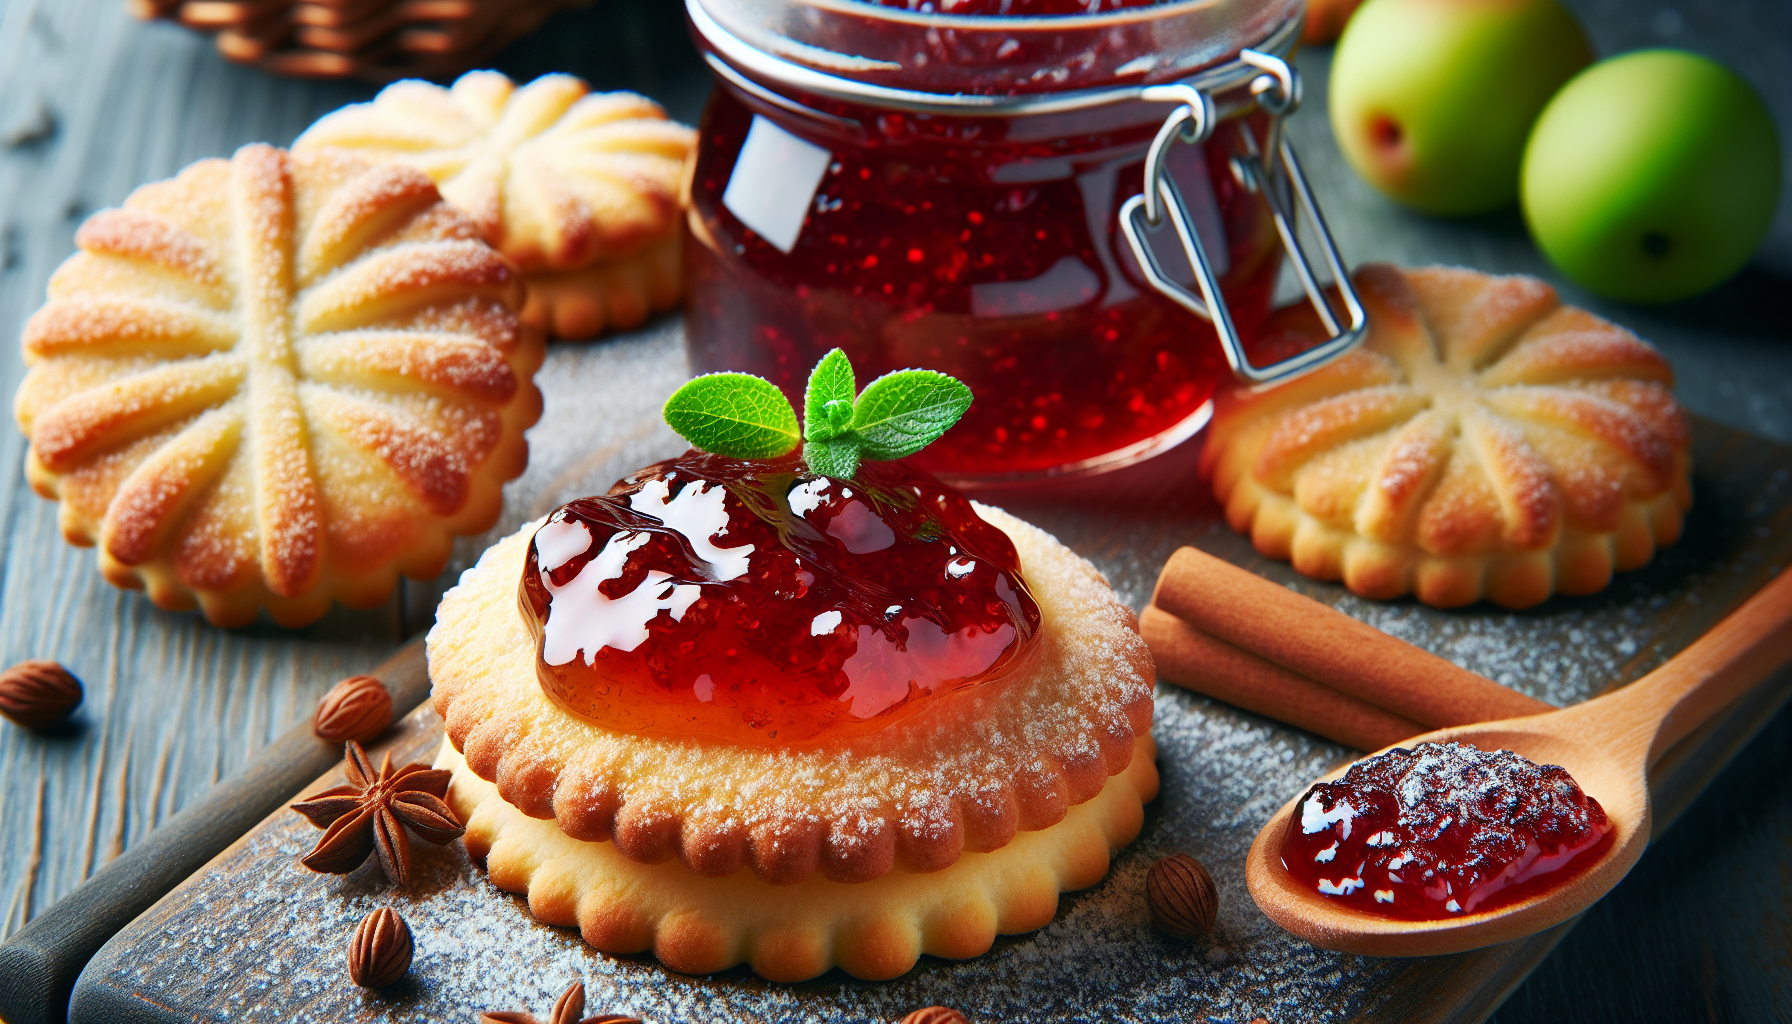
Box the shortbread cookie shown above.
[14,144,544,627]
[518,230,683,341]
[442,734,1157,981]
[1202,263,1691,609]
[430,498,1155,882]
[295,71,694,340]
[424,445,1157,979]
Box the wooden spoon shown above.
[1246,568,1792,957]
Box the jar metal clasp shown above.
[1119,51,1368,388]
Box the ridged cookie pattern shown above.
[1201,263,1691,609]
[426,505,1157,885]
[442,734,1158,982]
[14,144,545,627]
[294,71,694,339]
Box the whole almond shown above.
[900,1008,969,1024]
[314,675,392,745]
[0,660,83,730]
[1146,853,1218,939]
[347,907,412,988]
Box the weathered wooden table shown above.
[0,0,1787,1020]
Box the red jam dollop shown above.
[1279,742,1612,921]
[519,451,1041,745]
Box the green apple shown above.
[1330,0,1592,215]
[1521,49,1782,303]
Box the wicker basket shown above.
[131,0,595,80]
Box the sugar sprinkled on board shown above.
[97,694,1419,1022]
[84,325,1785,1022]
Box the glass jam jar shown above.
[683,0,1365,483]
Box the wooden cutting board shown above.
[64,377,1792,1023]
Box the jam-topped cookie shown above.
[428,353,1156,980]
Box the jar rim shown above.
[689,0,1301,117]
[711,0,1283,32]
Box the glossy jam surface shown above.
[1279,742,1612,921]
[520,452,1041,745]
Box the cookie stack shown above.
[128,0,592,80]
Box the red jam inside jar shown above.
[1279,742,1612,921]
[685,0,1302,481]
[519,451,1041,745]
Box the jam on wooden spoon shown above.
[1245,568,1792,957]
[1279,742,1611,921]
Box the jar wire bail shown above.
[1120,51,1368,388]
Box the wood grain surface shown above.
[0,642,430,1024]
[0,0,1787,1020]
[0,0,707,962]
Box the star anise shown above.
[290,741,464,887]
[480,980,641,1024]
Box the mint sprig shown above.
[850,370,974,461]
[803,348,856,443]
[802,435,863,478]
[661,372,801,459]
[660,349,972,478]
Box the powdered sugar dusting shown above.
[73,207,225,287]
[1462,407,1556,549]
[22,142,537,624]
[293,73,693,270]
[299,240,513,333]
[1373,412,1445,505]
[429,503,1152,877]
[22,296,236,359]
[1213,264,1693,608]
[85,695,1416,1023]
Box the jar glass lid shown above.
[690,0,1303,108]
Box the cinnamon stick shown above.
[1151,547,1551,728]
[1142,605,1426,751]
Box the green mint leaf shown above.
[663,373,800,458]
[803,348,857,442]
[803,436,862,479]
[821,399,854,435]
[850,369,974,461]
